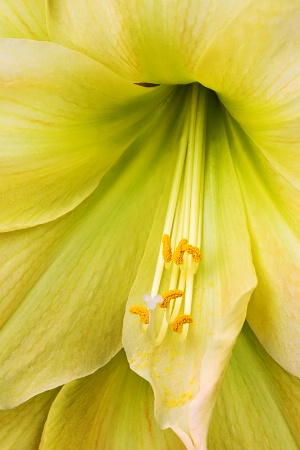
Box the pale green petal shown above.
[203,3,300,188]
[0,87,186,408]
[47,1,300,189]
[0,388,59,450]
[0,38,170,231]
[123,92,257,449]
[40,350,185,450]
[208,323,300,449]
[0,0,48,40]
[225,114,300,377]
[46,0,253,84]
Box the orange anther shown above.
[173,238,188,265]
[172,314,193,333]
[162,234,173,263]
[184,244,202,263]
[159,289,184,308]
[129,306,149,324]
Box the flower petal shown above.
[197,3,300,188]
[47,1,300,189]
[208,323,300,449]
[225,114,300,377]
[0,38,170,230]
[0,88,186,408]
[0,0,48,40]
[46,0,254,84]
[0,388,59,450]
[123,92,257,449]
[39,350,185,450]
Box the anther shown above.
[173,238,188,265]
[129,306,149,324]
[159,289,184,308]
[162,234,173,263]
[172,314,193,333]
[184,244,202,263]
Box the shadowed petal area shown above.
[225,114,300,377]
[0,388,59,450]
[0,88,187,408]
[47,1,300,185]
[0,38,171,231]
[39,350,185,450]
[201,3,300,188]
[123,93,257,449]
[0,0,48,39]
[208,323,300,449]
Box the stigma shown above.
[129,83,207,346]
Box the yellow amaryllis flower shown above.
[0,1,299,449]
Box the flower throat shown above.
[130,83,207,346]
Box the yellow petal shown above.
[0,0,48,40]
[198,3,300,188]
[47,1,300,190]
[0,38,171,230]
[123,92,257,449]
[40,351,185,450]
[46,0,253,84]
[0,88,186,408]
[226,113,300,377]
[208,323,300,449]
[0,388,59,450]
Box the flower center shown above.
[130,83,207,346]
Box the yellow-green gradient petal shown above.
[0,88,186,408]
[0,0,48,40]
[40,351,185,450]
[123,91,257,449]
[0,38,171,231]
[0,388,59,450]
[208,323,300,449]
[47,1,300,190]
[226,114,300,377]
[46,0,253,84]
[198,2,300,188]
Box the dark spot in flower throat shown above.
[134,82,160,87]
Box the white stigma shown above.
[143,294,163,310]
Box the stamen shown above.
[159,289,184,308]
[173,238,188,265]
[129,306,149,324]
[129,84,208,346]
[161,234,173,263]
[172,314,193,334]
[184,244,202,263]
